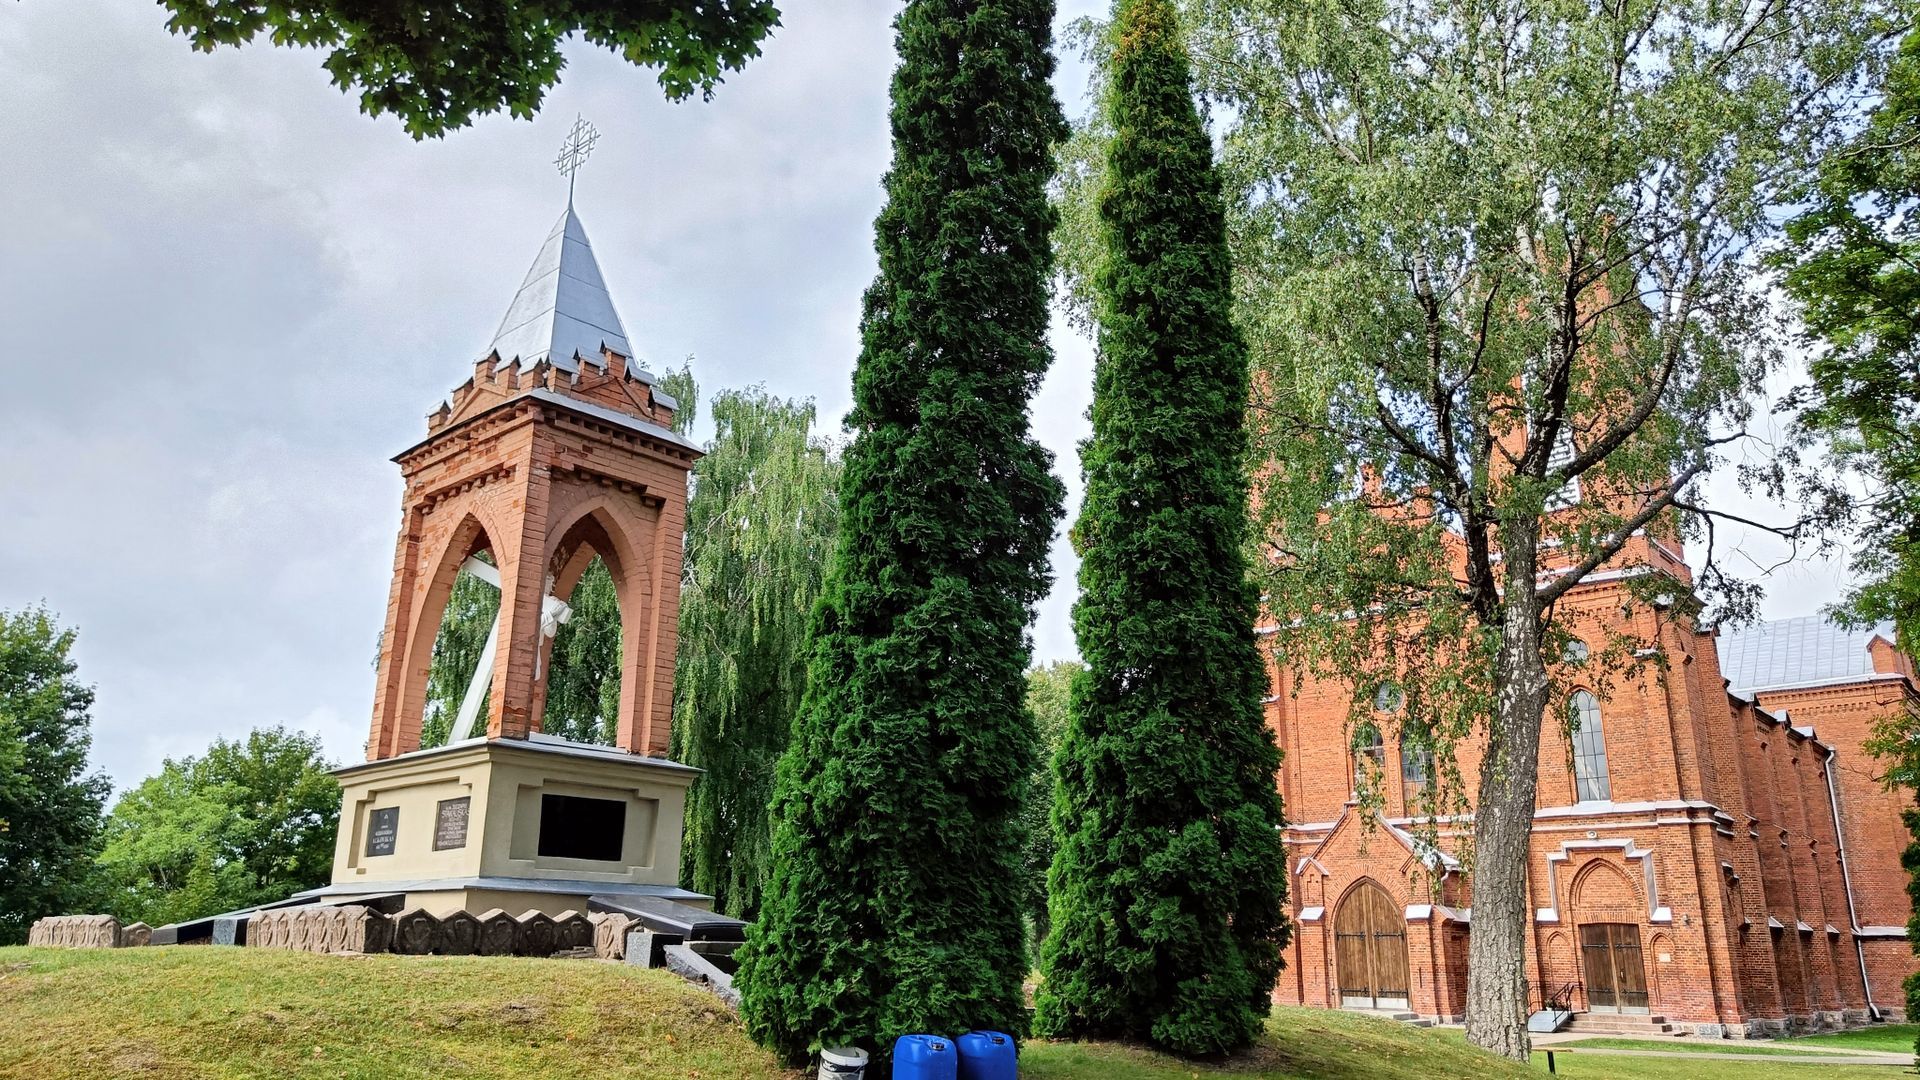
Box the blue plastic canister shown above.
[954,1031,1015,1080]
[891,1034,957,1080]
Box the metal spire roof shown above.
[484,206,634,374]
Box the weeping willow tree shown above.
[422,364,700,749]
[671,388,841,919]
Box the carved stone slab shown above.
[552,910,594,951]
[514,911,556,957]
[475,908,519,956]
[391,908,444,955]
[590,912,633,959]
[440,910,480,955]
[28,914,122,948]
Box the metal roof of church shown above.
[484,206,636,375]
[1715,614,1897,695]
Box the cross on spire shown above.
[554,114,599,205]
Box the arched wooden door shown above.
[1580,923,1648,1013]
[1334,881,1410,1009]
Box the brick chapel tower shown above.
[315,200,712,916]
[364,204,698,761]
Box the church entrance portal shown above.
[1335,880,1410,1009]
[1580,922,1650,1013]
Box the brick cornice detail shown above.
[413,464,517,513]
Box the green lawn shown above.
[1795,1026,1920,1056]
[1556,1024,1919,1061]
[1554,1036,1818,1057]
[0,947,1908,1080]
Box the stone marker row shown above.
[246,906,600,958]
[33,906,654,964]
[248,905,391,954]
[26,915,151,949]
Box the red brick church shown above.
[1265,528,1918,1036]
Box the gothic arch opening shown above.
[1572,860,1648,1014]
[415,513,503,751]
[534,500,653,746]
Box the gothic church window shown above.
[1353,722,1386,792]
[1570,690,1611,801]
[1401,726,1432,791]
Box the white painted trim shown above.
[1299,906,1326,923]
[1857,926,1908,938]
[1288,798,1729,835]
[1406,904,1433,920]
[1538,837,1671,925]
[1729,671,1909,696]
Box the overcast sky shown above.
[0,0,1852,791]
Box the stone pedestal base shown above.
[321,734,703,916]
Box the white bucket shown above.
[818,1046,869,1080]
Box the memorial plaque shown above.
[365,806,399,856]
[434,796,471,851]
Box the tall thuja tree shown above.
[1021,660,1079,952]
[1035,0,1285,1056]
[1046,0,1893,1059]
[672,388,840,919]
[734,0,1066,1063]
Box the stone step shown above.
[1564,1014,1675,1035]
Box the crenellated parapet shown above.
[431,347,678,435]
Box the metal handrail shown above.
[1536,979,1581,1013]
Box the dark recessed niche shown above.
[537,794,626,862]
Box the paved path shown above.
[1533,1043,1911,1066]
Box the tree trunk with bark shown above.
[1464,528,1547,1060]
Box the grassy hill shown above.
[0,946,1901,1079]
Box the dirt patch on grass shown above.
[497,1000,545,1025]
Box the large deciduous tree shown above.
[95,726,337,928]
[1051,0,1893,1059]
[672,388,840,920]
[158,0,782,137]
[1035,0,1286,1057]
[0,607,110,945]
[733,0,1067,1063]
[1779,28,1920,652]
[1778,29,1920,1060]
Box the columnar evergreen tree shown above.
[733,0,1066,1063]
[672,388,840,919]
[1034,0,1286,1056]
[1021,660,1079,952]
